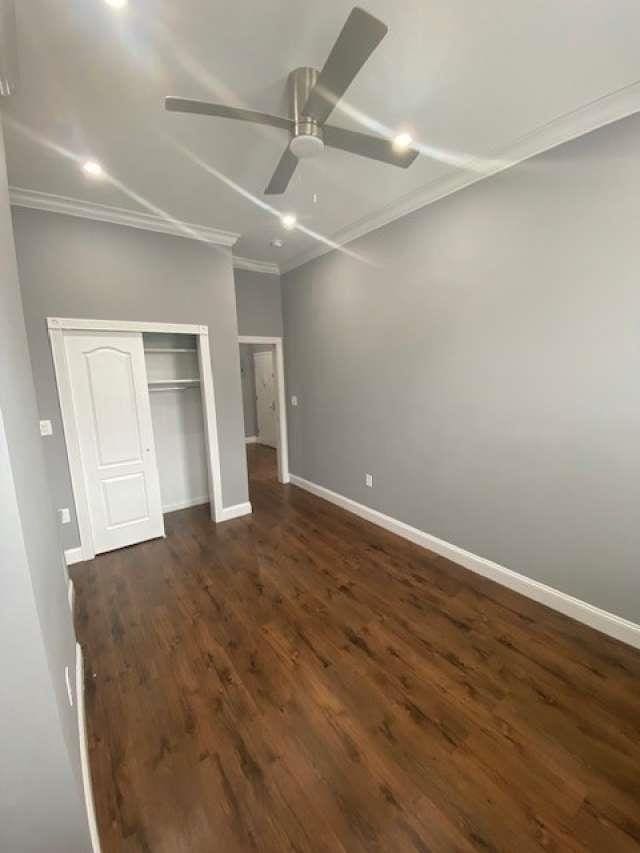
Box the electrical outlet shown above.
[58,507,71,525]
[365,473,373,488]
[64,665,74,707]
[39,419,53,436]
[291,395,298,407]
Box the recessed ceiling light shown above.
[392,132,413,152]
[281,213,297,230]
[271,239,284,248]
[104,0,127,9]
[82,160,104,178]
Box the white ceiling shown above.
[3,0,640,270]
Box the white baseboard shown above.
[162,495,209,513]
[68,578,75,615]
[289,475,640,650]
[245,435,258,444]
[76,643,101,853]
[65,547,84,566]
[218,501,252,522]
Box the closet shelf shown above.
[144,347,197,353]
[148,378,200,389]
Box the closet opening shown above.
[144,332,209,514]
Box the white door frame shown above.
[48,317,224,561]
[238,336,289,484]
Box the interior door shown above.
[254,350,278,448]
[63,330,164,553]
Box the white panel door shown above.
[64,330,164,553]
[254,350,277,448]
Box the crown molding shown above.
[232,256,280,275]
[9,78,640,273]
[281,79,640,273]
[8,187,240,247]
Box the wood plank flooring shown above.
[72,445,640,852]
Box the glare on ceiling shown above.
[281,213,297,230]
[271,239,284,248]
[392,133,413,152]
[82,160,104,178]
[104,0,127,8]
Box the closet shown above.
[143,333,209,514]
[51,320,217,558]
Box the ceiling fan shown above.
[165,6,419,195]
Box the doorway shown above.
[238,335,289,484]
[254,349,278,448]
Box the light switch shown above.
[365,474,373,488]
[59,507,71,525]
[39,420,53,436]
[291,395,298,407]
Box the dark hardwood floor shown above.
[72,444,640,852]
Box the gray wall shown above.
[13,207,249,549]
[234,268,283,337]
[239,344,258,437]
[0,120,90,851]
[234,268,283,440]
[283,113,640,624]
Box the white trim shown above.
[67,578,75,614]
[48,317,204,335]
[233,256,280,275]
[289,475,640,650]
[281,80,640,273]
[273,341,290,484]
[162,495,209,513]
[10,187,239,247]
[65,547,84,566]
[238,336,289,484]
[49,319,225,563]
[245,435,258,444]
[218,501,252,522]
[196,332,224,522]
[76,644,101,853]
[50,327,96,561]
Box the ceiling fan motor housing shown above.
[288,67,325,158]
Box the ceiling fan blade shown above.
[324,125,419,168]
[165,97,293,132]
[303,7,387,125]
[264,147,299,195]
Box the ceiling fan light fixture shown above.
[165,8,419,195]
[392,132,413,152]
[289,133,325,159]
[280,213,297,230]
